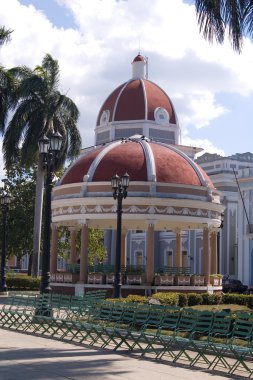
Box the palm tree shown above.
[195,0,253,53]
[0,68,16,133]
[0,27,15,133]
[3,54,82,276]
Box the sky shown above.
[1,0,253,177]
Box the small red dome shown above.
[96,79,176,126]
[132,54,145,62]
[61,139,214,189]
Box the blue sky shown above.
[1,0,253,177]
[19,0,75,28]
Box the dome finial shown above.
[132,53,146,79]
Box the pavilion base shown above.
[50,282,222,297]
[0,291,9,297]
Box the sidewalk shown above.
[0,328,237,380]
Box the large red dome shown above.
[60,137,213,189]
[96,79,177,126]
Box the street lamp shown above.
[0,190,12,294]
[111,173,130,298]
[217,213,224,273]
[39,131,63,294]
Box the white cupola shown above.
[131,54,146,79]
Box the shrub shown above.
[246,296,253,309]
[6,275,40,290]
[152,292,179,306]
[187,293,203,306]
[125,295,148,303]
[178,293,188,307]
[222,294,247,305]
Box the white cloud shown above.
[182,136,225,157]
[174,91,228,129]
[0,0,253,180]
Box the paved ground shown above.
[0,327,240,380]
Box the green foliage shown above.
[246,296,253,309]
[3,53,81,170]
[125,295,148,303]
[187,293,203,306]
[210,274,223,278]
[57,226,70,259]
[152,292,179,305]
[0,164,36,261]
[178,293,188,307]
[222,293,252,306]
[203,293,223,305]
[6,275,40,290]
[0,27,16,134]
[57,227,107,267]
[88,228,107,265]
[109,292,253,310]
[0,26,12,46]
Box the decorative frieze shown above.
[52,204,220,219]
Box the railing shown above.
[64,264,191,276]
[87,264,146,274]
[155,266,191,275]
[66,263,80,273]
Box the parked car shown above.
[222,277,248,294]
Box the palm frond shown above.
[3,53,82,171]
[195,0,247,53]
[0,67,17,133]
[42,53,60,91]
[223,0,244,52]
[243,0,253,36]
[196,0,225,44]
[0,26,13,46]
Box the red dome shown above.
[96,79,177,126]
[61,139,213,189]
[132,54,145,62]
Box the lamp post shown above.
[217,213,224,274]
[111,173,130,298]
[0,190,12,294]
[39,131,63,294]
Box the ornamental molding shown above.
[52,204,219,219]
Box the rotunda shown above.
[50,55,224,295]
[95,54,180,146]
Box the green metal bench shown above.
[2,299,253,378]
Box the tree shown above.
[88,229,108,266]
[0,164,36,274]
[0,26,15,133]
[57,227,107,266]
[3,54,82,276]
[195,0,253,53]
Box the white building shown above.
[196,152,253,286]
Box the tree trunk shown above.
[31,161,45,277]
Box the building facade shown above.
[196,152,253,286]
